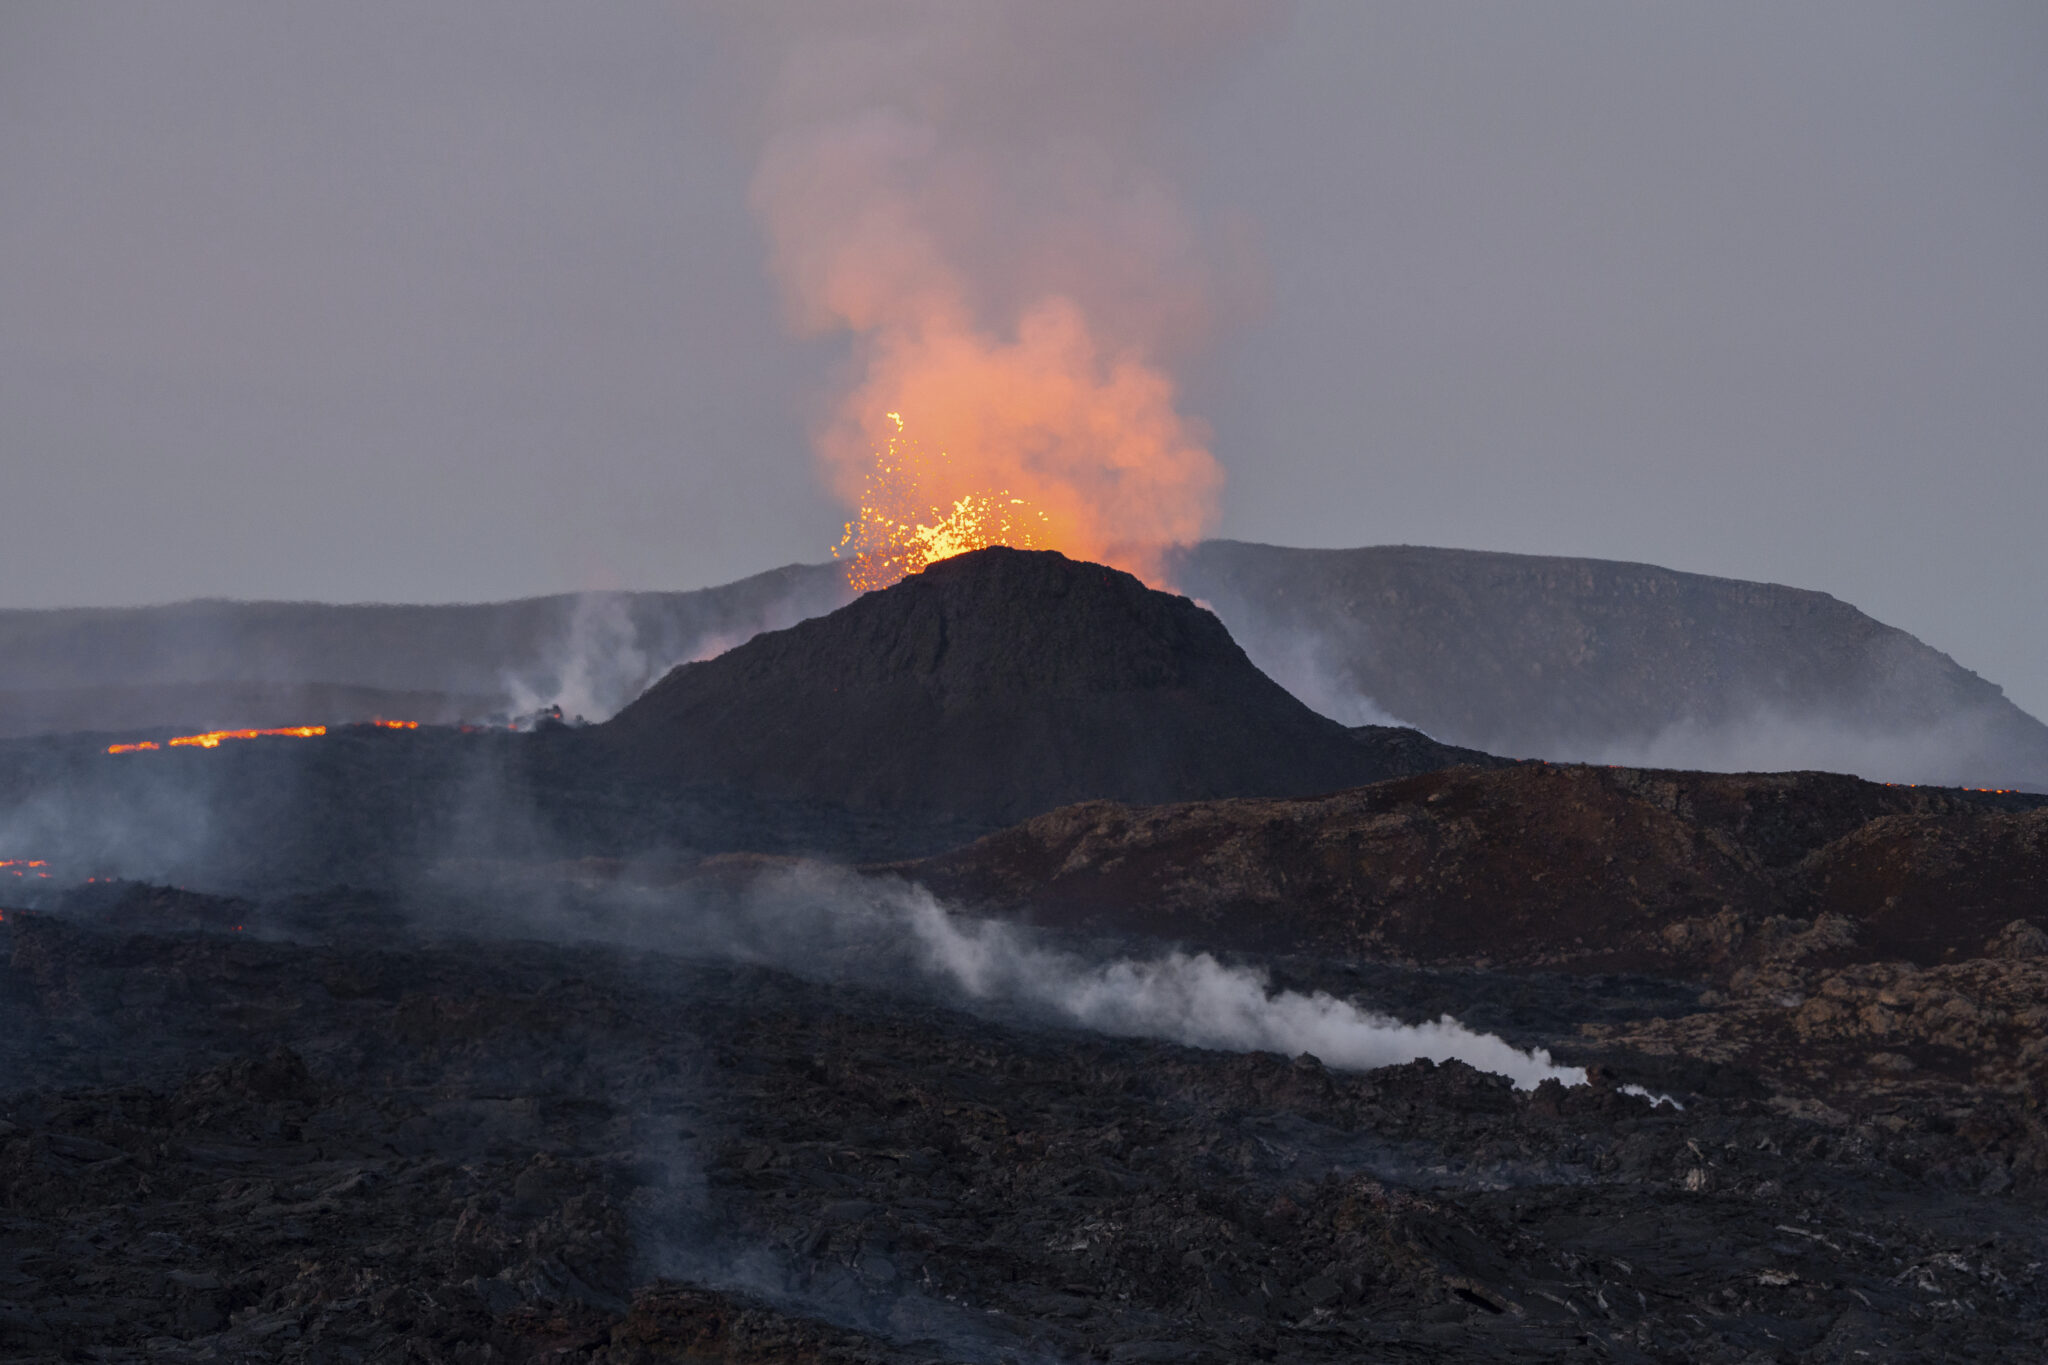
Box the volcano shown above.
[10,546,2048,1360]
[600,547,1493,827]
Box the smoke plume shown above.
[739,2,1281,585]
[500,576,854,724]
[503,593,651,724]
[467,860,1583,1091]
[890,882,1583,1089]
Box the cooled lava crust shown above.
[4,886,2048,1362]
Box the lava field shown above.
[4,549,2047,1362]
[7,879,2048,1364]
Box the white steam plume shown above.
[503,593,650,724]
[892,883,1582,1089]
[500,585,847,725]
[500,861,1583,1091]
[1211,613,1410,730]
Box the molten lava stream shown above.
[108,725,327,755]
[169,725,326,748]
[107,719,428,754]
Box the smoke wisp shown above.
[1216,614,1411,730]
[1569,702,2048,792]
[500,577,854,723]
[503,593,651,724]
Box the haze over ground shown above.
[3,2,2043,717]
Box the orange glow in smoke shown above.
[819,299,1222,593]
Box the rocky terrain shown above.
[901,763,2048,974]
[5,551,2047,1361]
[1170,540,2048,790]
[5,880,2047,1363]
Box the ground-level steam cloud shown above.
[893,882,1582,1089]
[476,861,1583,1091]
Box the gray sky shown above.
[4,2,2044,717]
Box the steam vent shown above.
[600,546,1491,826]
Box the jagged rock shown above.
[1987,919,2048,960]
[897,762,2046,972]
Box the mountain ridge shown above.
[4,542,2040,790]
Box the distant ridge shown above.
[1171,541,2048,791]
[0,563,851,737]
[599,548,1492,826]
[5,541,2041,791]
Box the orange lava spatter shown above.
[833,412,1051,593]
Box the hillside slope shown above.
[600,548,1491,826]
[1171,540,2048,788]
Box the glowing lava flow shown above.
[105,719,426,755]
[1,859,49,879]
[833,412,1051,593]
[168,725,325,749]
[109,725,325,754]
